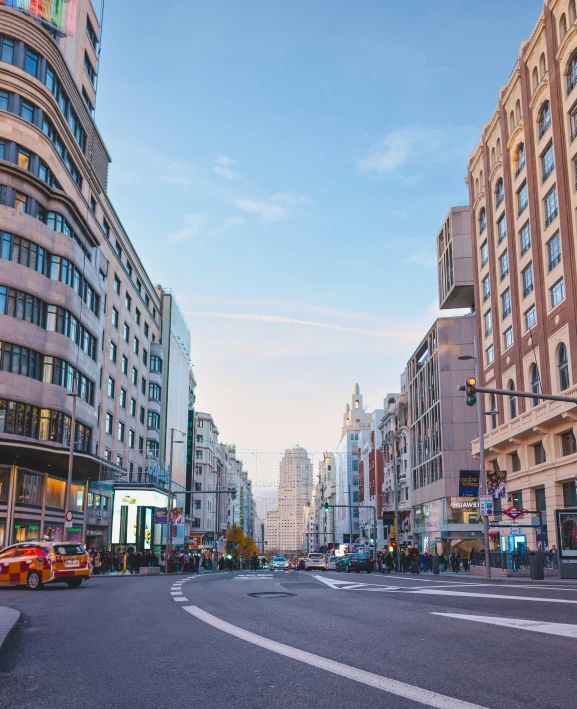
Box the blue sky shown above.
[94,0,543,470]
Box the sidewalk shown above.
[89,569,218,578]
[379,570,577,585]
[0,606,20,653]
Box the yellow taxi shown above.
[0,541,91,590]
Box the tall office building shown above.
[0,1,167,549]
[277,446,312,552]
[466,1,577,550]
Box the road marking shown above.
[170,592,183,596]
[410,589,577,604]
[432,613,577,638]
[173,597,188,602]
[183,605,490,709]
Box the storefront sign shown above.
[459,470,480,497]
[451,501,479,509]
[479,496,493,517]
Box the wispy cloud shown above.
[271,191,315,207]
[207,216,245,237]
[406,248,437,267]
[165,214,207,242]
[186,311,419,340]
[358,125,477,176]
[212,154,241,180]
[235,199,287,222]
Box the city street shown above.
[1,570,577,709]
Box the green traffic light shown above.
[467,395,477,405]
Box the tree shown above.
[225,524,260,559]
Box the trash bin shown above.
[529,551,544,581]
[410,560,420,574]
[432,555,440,575]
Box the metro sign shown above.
[503,506,524,520]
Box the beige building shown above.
[467,0,577,550]
[277,446,313,553]
[0,2,164,548]
[264,509,279,553]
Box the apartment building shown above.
[194,412,220,545]
[277,446,312,553]
[0,2,165,548]
[264,509,279,553]
[467,0,577,549]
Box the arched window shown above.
[509,379,517,419]
[495,178,504,207]
[475,177,479,196]
[568,52,577,94]
[496,138,501,157]
[491,147,496,166]
[515,99,522,124]
[571,0,577,22]
[490,394,498,430]
[509,110,515,134]
[516,143,525,173]
[480,170,484,189]
[540,53,547,78]
[479,207,487,234]
[533,66,539,91]
[539,101,551,138]
[531,364,541,406]
[559,343,570,391]
[561,13,568,39]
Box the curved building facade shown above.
[0,2,163,548]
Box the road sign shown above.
[65,510,73,523]
[503,506,524,520]
[364,540,369,547]
[479,495,494,516]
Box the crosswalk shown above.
[234,574,274,580]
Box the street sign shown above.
[65,510,73,522]
[503,506,524,520]
[479,495,494,516]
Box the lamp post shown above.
[459,335,491,578]
[165,428,185,573]
[64,379,78,542]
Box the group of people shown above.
[88,548,214,575]
[375,546,474,574]
[216,552,261,571]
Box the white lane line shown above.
[173,597,188,602]
[432,613,577,638]
[170,592,183,596]
[183,605,490,709]
[410,589,577,604]
[386,575,478,585]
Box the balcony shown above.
[572,125,577,143]
[502,306,511,319]
[538,118,551,140]
[542,163,555,183]
[500,268,509,281]
[483,291,490,303]
[545,207,558,228]
[568,74,577,97]
[495,193,504,209]
[548,253,561,272]
[520,242,531,256]
[518,201,528,217]
[523,283,534,298]
[514,162,525,180]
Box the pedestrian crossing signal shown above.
[465,377,477,406]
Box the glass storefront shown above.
[14,523,42,541]
[16,471,42,505]
[0,466,9,502]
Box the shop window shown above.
[563,481,577,507]
[17,471,41,506]
[45,477,66,508]
[511,490,523,508]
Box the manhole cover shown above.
[248,592,296,599]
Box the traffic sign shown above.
[503,506,524,520]
[65,510,73,523]
[479,495,494,516]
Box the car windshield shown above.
[273,557,286,562]
[52,545,86,556]
[309,554,323,558]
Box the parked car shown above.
[335,553,374,573]
[0,542,91,589]
[304,553,327,571]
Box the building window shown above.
[482,274,490,302]
[504,327,513,350]
[134,337,139,356]
[525,305,537,331]
[0,37,14,64]
[132,367,138,386]
[542,143,554,182]
[142,348,148,366]
[107,376,115,398]
[539,102,551,139]
[502,288,511,319]
[547,232,561,271]
[196,450,203,460]
[84,51,96,84]
[531,363,540,405]
[508,380,517,419]
[125,293,131,311]
[123,323,130,342]
[141,376,146,395]
[149,383,161,401]
[14,192,28,214]
[484,309,492,337]
[24,49,38,77]
[119,387,127,409]
[105,412,113,435]
[522,263,534,298]
[128,429,135,449]
[518,182,528,216]
[511,450,521,472]
[130,398,136,417]
[118,421,125,443]
[150,355,162,373]
[519,222,531,255]
[544,186,558,227]
[497,215,506,243]
[20,100,34,123]
[559,343,570,391]
[17,147,30,171]
[533,441,546,465]
[570,52,577,96]
[480,241,488,267]
[113,275,120,294]
[563,480,577,507]
[103,220,110,238]
[144,322,149,338]
[121,355,128,375]
[551,278,565,307]
[561,430,577,457]
[499,250,509,279]
[86,18,99,49]
[109,341,117,364]
[147,411,161,430]
[515,143,525,177]
[486,345,494,366]
[112,307,119,328]
[479,207,487,235]
[495,179,504,208]
[195,499,201,509]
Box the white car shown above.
[269,556,290,570]
[304,553,327,571]
[326,555,338,570]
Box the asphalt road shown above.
[1,569,577,709]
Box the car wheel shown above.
[66,578,83,588]
[367,570,372,574]
[26,570,43,590]
[356,569,360,573]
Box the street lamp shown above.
[459,339,491,578]
[165,428,186,573]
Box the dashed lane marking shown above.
[183,605,490,709]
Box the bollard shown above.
[432,554,440,575]
[529,550,544,581]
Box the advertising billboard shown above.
[0,0,77,35]
[487,468,507,498]
[111,489,168,544]
[458,470,480,497]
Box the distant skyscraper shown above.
[278,446,313,552]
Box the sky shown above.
[93,0,543,487]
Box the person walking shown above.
[439,553,446,572]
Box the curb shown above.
[0,606,20,653]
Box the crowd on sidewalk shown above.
[376,546,473,574]
[88,548,215,575]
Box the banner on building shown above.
[459,470,480,497]
[382,512,395,527]
[487,469,507,498]
[154,507,183,524]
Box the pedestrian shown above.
[439,553,446,572]
[462,553,469,572]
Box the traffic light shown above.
[465,377,477,406]
[323,501,329,512]
[370,537,375,545]
[305,530,309,536]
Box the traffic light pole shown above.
[472,337,491,579]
